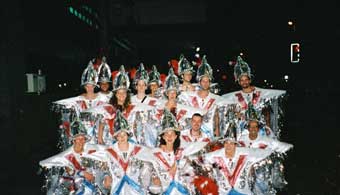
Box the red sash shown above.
[124,104,135,119]
[104,105,116,135]
[153,148,184,178]
[235,93,247,110]
[258,143,268,149]
[176,109,187,121]
[65,154,85,171]
[204,98,215,110]
[63,121,71,137]
[215,155,247,187]
[181,135,192,142]
[107,146,141,172]
[77,100,88,110]
[191,97,199,108]
[148,100,157,106]
[235,91,261,110]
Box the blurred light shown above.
[240,52,243,56]
[264,80,267,83]
[228,61,235,66]
[195,53,200,58]
[222,75,227,80]
[196,47,200,52]
[63,83,67,86]
[270,84,274,88]
[217,69,220,72]
[288,21,293,26]
[58,84,62,88]
[284,75,289,80]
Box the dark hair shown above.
[109,90,131,111]
[192,113,203,119]
[159,130,181,154]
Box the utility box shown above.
[26,73,46,93]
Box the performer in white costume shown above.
[130,63,158,106]
[85,110,154,195]
[149,109,208,195]
[178,55,223,138]
[219,56,286,138]
[39,121,106,195]
[52,59,108,148]
[203,129,272,195]
[154,67,205,131]
[97,56,113,102]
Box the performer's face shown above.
[116,89,127,103]
[224,140,236,153]
[239,75,251,89]
[73,135,86,153]
[191,115,202,132]
[248,120,259,137]
[149,82,159,92]
[100,82,110,92]
[167,90,177,101]
[199,76,210,90]
[162,130,178,145]
[84,84,95,93]
[182,72,192,82]
[116,131,129,143]
[136,80,147,94]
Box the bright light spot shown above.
[288,21,293,26]
[284,75,289,80]
[58,84,62,88]
[270,84,274,88]
[196,47,200,52]
[63,83,67,86]
[264,80,267,83]
[217,69,220,72]
[240,52,243,56]
[195,53,200,58]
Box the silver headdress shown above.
[133,63,149,86]
[148,65,161,86]
[159,109,180,135]
[178,54,194,75]
[164,67,180,93]
[196,55,213,82]
[70,119,91,142]
[112,65,130,91]
[98,56,112,83]
[81,59,99,87]
[233,56,253,82]
[113,110,132,137]
[219,120,239,144]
